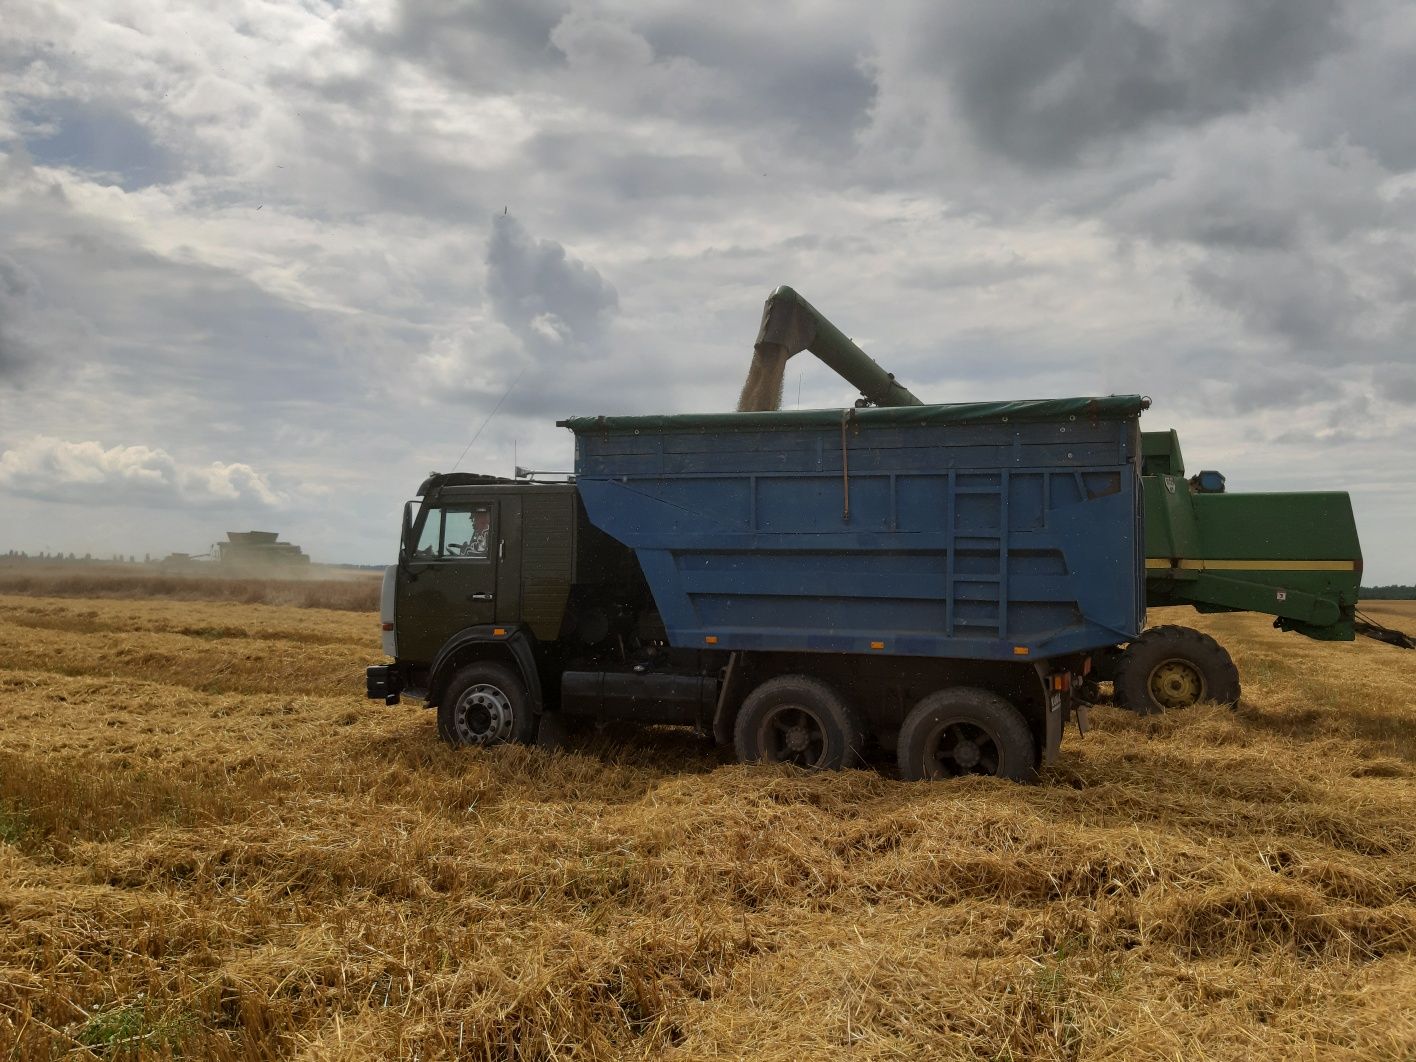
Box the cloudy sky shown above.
[1,0,1413,580]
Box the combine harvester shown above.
[367,288,1407,781]
[740,288,1409,713]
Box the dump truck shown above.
[366,287,1387,780]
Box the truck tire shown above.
[734,675,863,771]
[437,662,538,747]
[896,687,1037,783]
[1113,624,1240,715]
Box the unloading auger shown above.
[738,286,922,411]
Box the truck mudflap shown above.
[1043,672,1064,765]
[366,664,401,705]
[1041,664,1084,765]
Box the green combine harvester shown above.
[746,287,1408,714]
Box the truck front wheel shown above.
[1113,625,1240,715]
[734,675,863,771]
[438,662,538,748]
[896,687,1037,783]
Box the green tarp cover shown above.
[560,395,1147,434]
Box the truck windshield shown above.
[412,506,492,560]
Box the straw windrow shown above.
[2,591,1415,1059]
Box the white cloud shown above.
[0,437,285,509]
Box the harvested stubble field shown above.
[2,592,1415,1060]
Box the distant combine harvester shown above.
[161,531,311,572]
[216,531,310,569]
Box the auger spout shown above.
[737,286,922,411]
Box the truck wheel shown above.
[437,662,538,747]
[734,675,863,771]
[1113,625,1240,715]
[896,687,1037,782]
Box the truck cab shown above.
[391,475,578,669]
[370,473,711,737]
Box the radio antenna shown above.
[449,367,526,474]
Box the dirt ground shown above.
[2,594,1414,1059]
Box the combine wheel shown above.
[438,662,538,747]
[896,687,1037,783]
[734,675,863,770]
[1113,625,1240,715]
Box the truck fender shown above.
[428,626,544,713]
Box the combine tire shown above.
[438,662,538,747]
[896,687,1037,783]
[734,675,863,770]
[1113,625,1240,715]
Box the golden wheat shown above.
[0,565,381,612]
[1,594,1414,1059]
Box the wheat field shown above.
[0,564,381,612]
[2,590,1415,1060]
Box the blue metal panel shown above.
[570,404,1143,661]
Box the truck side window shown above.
[413,506,493,560]
[442,507,491,559]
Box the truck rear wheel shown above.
[896,687,1037,782]
[734,675,863,771]
[438,662,538,747]
[1113,625,1240,714]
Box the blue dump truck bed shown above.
[562,396,1146,663]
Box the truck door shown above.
[398,496,521,661]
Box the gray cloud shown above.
[1271,427,1359,446]
[1378,366,1416,405]
[416,214,716,433]
[0,243,95,386]
[1189,252,1358,354]
[485,213,617,354]
[524,133,735,206]
[1188,245,1415,364]
[370,0,567,92]
[370,0,874,159]
[1294,3,1416,171]
[1104,125,1390,251]
[629,8,877,151]
[906,0,1343,168]
[850,0,1406,425]
[897,253,1044,292]
[1229,371,1331,415]
[0,254,42,379]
